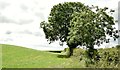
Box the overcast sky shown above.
[0,0,119,50]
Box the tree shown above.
[40,2,119,57]
[68,6,119,58]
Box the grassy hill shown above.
[1,44,119,68]
[1,44,85,68]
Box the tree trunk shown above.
[70,47,73,55]
[87,45,96,59]
[68,47,74,57]
[67,43,77,57]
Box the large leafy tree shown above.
[40,2,119,57]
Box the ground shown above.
[1,44,85,68]
[1,44,119,68]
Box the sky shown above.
[0,0,119,50]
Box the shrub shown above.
[116,45,120,49]
[71,47,119,68]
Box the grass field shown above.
[1,44,85,68]
[1,44,119,68]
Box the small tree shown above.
[40,2,119,57]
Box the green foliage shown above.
[85,49,99,59]
[68,5,119,49]
[93,48,119,68]
[40,2,119,57]
[72,47,119,68]
[57,48,70,58]
[116,45,120,49]
[40,2,87,45]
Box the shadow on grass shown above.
[57,54,70,58]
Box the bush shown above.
[116,45,120,49]
[88,48,119,68]
[71,47,119,68]
[57,48,70,58]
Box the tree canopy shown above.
[40,2,119,56]
[41,2,87,43]
[67,6,119,49]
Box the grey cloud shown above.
[39,8,45,10]
[110,39,118,44]
[18,19,34,25]
[113,7,118,20]
[35,12,44,17]
[0,15,17,23]
[35,12,45,20]
[3,38,13,42]
[34,32,43,36]
[0,2,10,10]
[20,4,28,11]
[6,31,12,34]
[118,3,120,20]
[18,30,43,36]
[19,30,33,34]
[0,15,33,24]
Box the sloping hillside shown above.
[1,44,85,68]
[1,44,119,68]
